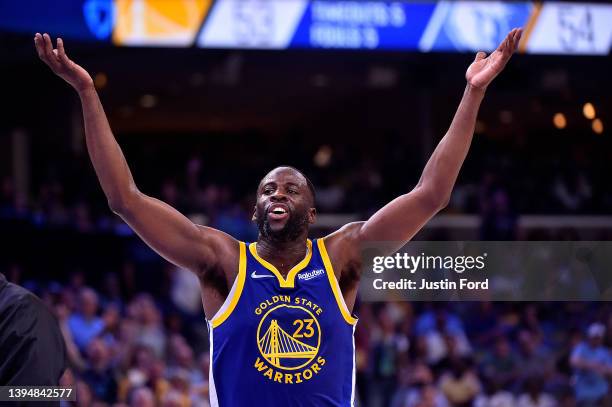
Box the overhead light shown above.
[140,94,157,108]
[553,113,566,129]
[475,120,486,134]
[583,103,596,120]
[592,118,603,134]
[94,72,108,89]
[314,145,332,167]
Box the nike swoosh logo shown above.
[251,271,275,279]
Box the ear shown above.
[252,205,257,222]
[308,207,317,224]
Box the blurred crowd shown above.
[4,268,611,407]
[1,122,611,243]
[1,115,611,407]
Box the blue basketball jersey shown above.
[207,238,358,406]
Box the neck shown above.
[257,233,309,275]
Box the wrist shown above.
[76,81,96,97]
[466,82,487,97]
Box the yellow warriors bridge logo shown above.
[254,297,326,384]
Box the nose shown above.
[270,190,288,201]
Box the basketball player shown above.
[34,28,522,406]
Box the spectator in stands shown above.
[419,307,472,366]
[81,337,118,403]
[75,380,94,407]
[371,306,407,406]
[392,362,449,407]
[131,294,167,358]
[480,188,517,240]
[438,359,481,407]
[55,300,87,371]
[146,359,171,404]
[129,386,155,407]
[191,352,211,407]
[479,336,519,389]
[516,377,556,407]
[474,378,515,407]
[68,287,105,351]
[516,330,555,384]
[570,323,612,406]
[117,345,155,402]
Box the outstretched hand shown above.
[34,33,93,93]
[466,28,522,90]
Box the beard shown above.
[256,207,309,243]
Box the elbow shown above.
[421,187,451,212]
[107,190,138,215]
[108,198,127,215]
[437,192,451,211]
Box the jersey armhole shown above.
[317,238,358,326]
[209,241,247,328]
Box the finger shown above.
[500,37,509,56]
[505,30,514,55]
[498,30,512,53]
[509,29,517,49]
[42,33,60,69]
[497,36,506,53]
[34,33,47,61]
[502,30,515,56]
[514,28,523,51]
[474,51,487,62]
[509,28,520,54]
[56,38,70,64]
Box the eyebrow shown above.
[261,181,303,189]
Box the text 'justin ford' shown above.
[373,278,489,290]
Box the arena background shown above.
[1,1,611,406]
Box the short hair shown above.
[262,166,316,205]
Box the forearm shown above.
[417,84,486,205]
[78,85,138,211]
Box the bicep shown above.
[324,187,441,279]
[115,191,232,272]
[358,186,442,254]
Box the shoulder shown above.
[194,225,241,272]
[0,282,39,317]
[322,221,365,252]
[322,221,365,258]
[320,222,366,280]
[0,283,63,342]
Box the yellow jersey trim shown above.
[317,238,358,325]
[248,239,313,288]
[211,241,246,328]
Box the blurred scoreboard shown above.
[1,0,611,55]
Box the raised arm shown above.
[34,33,236,274]
[327,29,522,262]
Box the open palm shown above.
[34,33,93,93]
[466,28,522,90]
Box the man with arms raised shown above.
[34,28,522,406]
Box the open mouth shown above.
[268,205,289,221]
